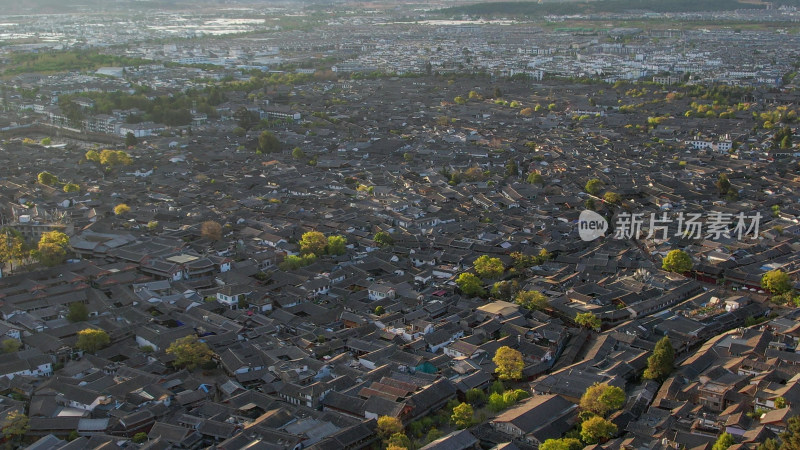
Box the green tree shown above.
[505,159,518,177]
[456,273,485,297]
[404,152,414,162]
[756,438,779,450]
[232,126,246,137]
[644,336,675,381]
[292,147,305,160]
[41,137,52,146]
[575,312,601,330]
[585,198,596,210]
[488,392,509,412]
[132,432,148,443]
[166,335,214,370]
[779,416,800,449]
[125,132,137,147]
[716,173,731,196]
[580,416,617,444]
[527,172,544,184]
[712,432,735,450]
[299,231,327,256]
[114,203,131,215]
[775,396,787,409]
[466,388,486,406]
[374,305,385,315]
[585,178,603,195]
[38,241,67,267]
[473,255,504,279]
[37,171,58,186]
[76,328,110,353]
[515,290,549,310]
[425,428,443,443]
[662,249,693,273]
[376,416,403,440]
[539,438,584,450]
[67,302,89,323]
[278,254,316,271]
[1,339,20,354]
[373,231,393,248]
[326,235,347,256]
[580,383,626,417]
[63,183,80,193]
[451,402,473,429]
[762,269,792,294]
[454,96,466,105]
[493,345,524,381]
[1,411,29,442]
[258,130,281,153]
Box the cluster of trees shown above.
[456,255,508,298]
[37,171,82,194]
[60,86,221,127]
[279,231,347,271]
[85,149,133,168]
[0,229,71,271]
[6,49,150,75]
[298,231,347,257]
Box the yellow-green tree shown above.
[299,231,327,256]
[76,329,110,353]
[326,235,347,256]
[580,416,617,444]
[539,438,584,450]
[1,411,29,443]
[580,383,626,417]
[712,432,735,450]
[40,231,69,249]
[166,335,215,370]
[451,402,474,429]
[493,345,524,380]
[99,149,132,167]
[662,249,692,273]
[473,255,504,279]
[456,273,485,297]
[515,290,549,310]
[376,416,403,440]
[762,269,792,294]
[37,171,58,186]
[63,183,80,193]
[85,149,101,162]
[114,203,131,215]
[575,312,601,330]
